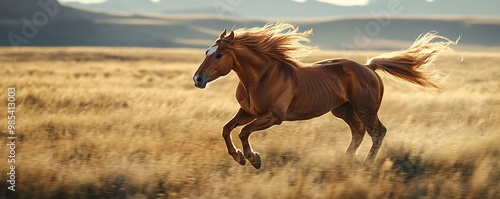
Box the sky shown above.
[58,0,370,6]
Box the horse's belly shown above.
[285,104,332,121]
[285,90,346,121]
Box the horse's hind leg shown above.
[364,117,387,162]
[350,99,386,162]
[332,103,365,158]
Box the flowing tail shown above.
[366,32,457,88]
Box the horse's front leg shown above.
[222,108,256,165]
[239,111,283,169]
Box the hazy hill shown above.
[1,0,500,50]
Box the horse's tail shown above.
[366,32,457,88]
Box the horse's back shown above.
[314,58,378,83]
[282,58,384,121]
[315,58,384,110]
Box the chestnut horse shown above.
[193,23,454,169]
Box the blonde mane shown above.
[218,23,316,67]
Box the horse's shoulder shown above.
[235,83,248,99]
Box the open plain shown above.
[0,47,498,198]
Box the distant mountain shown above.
[1,0,500,51]
[0,0,177,47]
[62,0,500,19]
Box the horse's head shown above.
[193,29,235,89]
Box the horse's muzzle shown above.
[193,74,209,89]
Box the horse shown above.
[193,23,454,169]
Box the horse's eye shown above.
[215,54,222,59]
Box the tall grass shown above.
[0,47,498,199]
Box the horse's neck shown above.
[231,48,281,91]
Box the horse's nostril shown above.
[196,77,203,82]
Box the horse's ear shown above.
[219,29,227,38]
[227,31,234,40]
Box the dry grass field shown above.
[0,47,499,199]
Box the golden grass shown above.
[0,47,499,199]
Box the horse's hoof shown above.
[234,150,246,165]
[249,153,261,169]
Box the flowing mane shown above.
[218,23,316,67]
